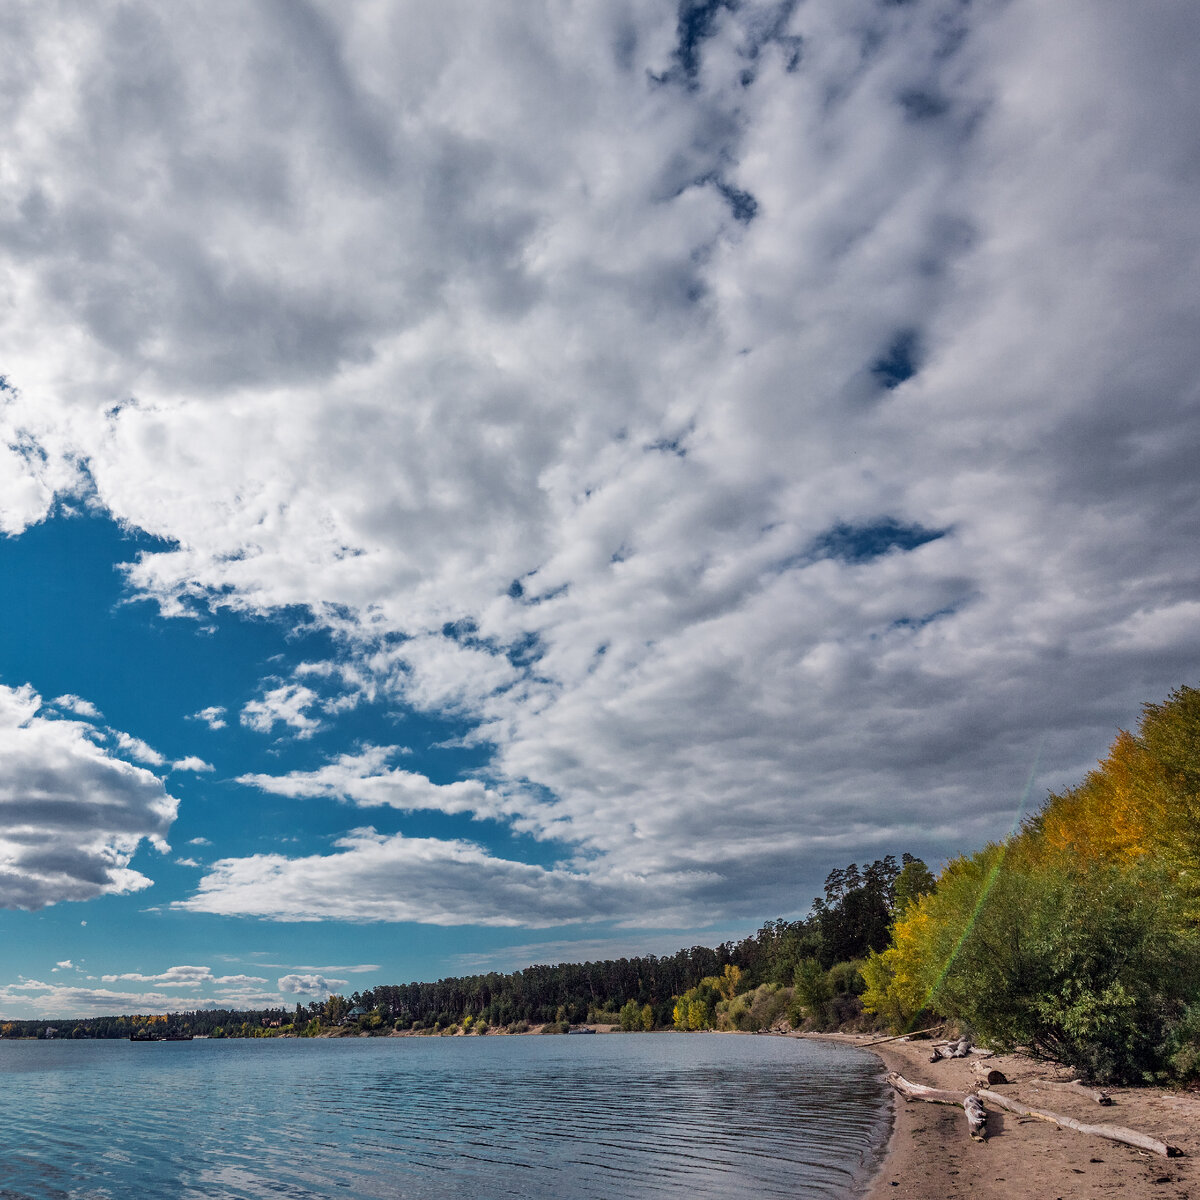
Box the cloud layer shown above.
[2,1,1199,927]
[0,684,178,908]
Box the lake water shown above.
[0,1033,890,1199]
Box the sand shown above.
[805,1034,1198,1200]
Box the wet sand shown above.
[807,1034,1197,1200]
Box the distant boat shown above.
[129,1031,162,1042]
[567,1027,596,1035]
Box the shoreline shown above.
[802,1032,1197,1200]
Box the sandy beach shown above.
[807,1034,1198,1200]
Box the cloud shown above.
[240,685,322,739]
[114,731,167,767]
[100,965,266,987]
[172,756,214,773]
[236,746,509,819]
[191,706,227,730]
[174,857,202,868]
[52,695,102,720]
[187,837,212,846]
[0,683,178,909]
[1,1,1199,927]
[174,827,691,927]
[53,960,75,971]
[278,973,347,997]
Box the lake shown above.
[0,1033,890,1199]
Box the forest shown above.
[3,686,1197,1085]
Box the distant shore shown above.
[802,1033,1197,1200]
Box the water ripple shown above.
[0,1034,888,1199]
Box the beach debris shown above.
[971,1060,1009,1085]
[885,1072,988,1141]
[963,1093,988,1140]
[861,1025,944,1047]
[976,1089,1182,1158]
[930,1035,972,1062]
[1036,1079,1112,1106]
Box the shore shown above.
[806,1033,1197,1200]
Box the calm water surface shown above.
[0,1034,889,1199]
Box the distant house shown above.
[342,1006,367,1025]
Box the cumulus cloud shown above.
[114,731,167,767]
[172,756,214,773]
[175,828,690,927]
[1,1,1199,926]
[236,746,510,819]
[240,685,322,739]
[191,706,227,730]
[0,683,178,909]
[278,973,346,997]
[53,960,75,971]
[52,695,102,720]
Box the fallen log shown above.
[963,1093,988,1141]
[885,1073,987,1141]
[971,1060,1008,1085]
[977,1089,1181,1158]
[860,1025,944,1047]
[931,1034,971,1062]
[1036,1079,1112,1106]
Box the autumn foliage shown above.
[862,685,1200,1082]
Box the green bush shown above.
[929,857,1200,1082]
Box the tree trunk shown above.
[970,1060,1008,1085]
[1036,1079,1112,1105]
[977,1089,1180,1157]
[885,1073,987,1141]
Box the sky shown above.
[0,0,1198,1019]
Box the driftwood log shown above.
[970,1060,1008,1085]
[885,1073,987,1141]
[1037,1079,1112,1106]
[860,1025,944,1047]
[931,1035,971,1062]
[977,1089,1181,1158]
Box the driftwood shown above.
[977,1089,1181,1158]
[931,1035,971,1062]
[1037,1078,1112,1106]
[861,1025,944,1047]
[970,1060,1008,1085]
[885,1073,987,1141]
[963,1094,988,1140]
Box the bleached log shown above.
[963,1093,988,1141]
[977,1090,1181,1158]
[931,1034,971,1062]
[860,1025,944,1047]
[886,1073,988,1142]
[1037,1079,1112,1106]
[887,1072,970,1106]
[970,1060,1008,1085]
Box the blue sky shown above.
[1,0,1199,1017]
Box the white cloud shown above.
[172,756,214,773]
[53,959,75,971]
[1,1,1199,926]
[174,857,202,868]
[174,827,693,927]
[114,731,167,767]
[236,746,510,819]
[192,706,227,730]
[278,973,347,997]
[0,683,178,909]
[187,837,212,846]
[52,695,102,720]
[240,685,322,739]
[100,965,266,987]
